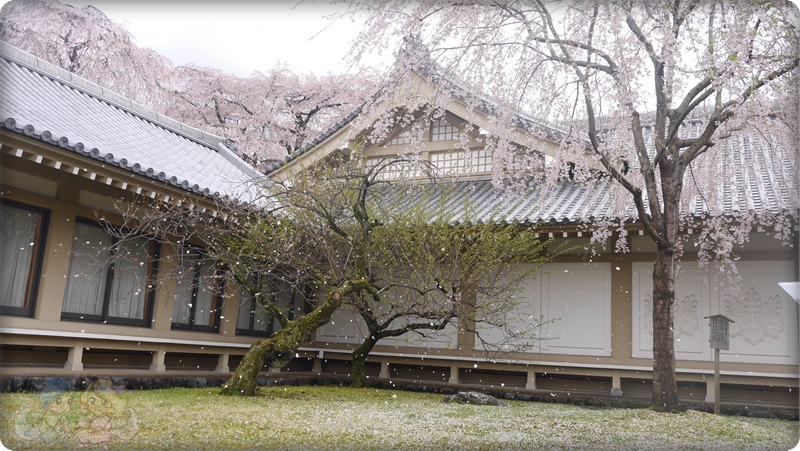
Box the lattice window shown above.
[470,148,493,173]
[387,129,412,146]
[506,151,544,173]
[431,150,467,175]
[431,149,494,175]
[431,118,459,141]
[366,158,422,180]
[368,148,493,179]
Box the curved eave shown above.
[1,127,240,207]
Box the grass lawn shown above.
[0,385,797,450]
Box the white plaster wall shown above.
[539,263,612,356]
[315,307,366,344]
[632,260,798,365]
[379,320,458,349]
[315,306,458,349]
[473,285,537,354]
[476,262,612,357]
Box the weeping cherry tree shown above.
[341,0,800,411]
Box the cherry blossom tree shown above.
[342,0,799,411]
[0,0,378,164]
[0,0,173,108]
[166,63,378,166]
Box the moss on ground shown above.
[0,386,797,450]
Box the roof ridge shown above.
[0,40,225,150]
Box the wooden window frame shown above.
[61,217,159,327]
[0,200,50,317]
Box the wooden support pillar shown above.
[448,363,460,384]
[150,346,166,372]
[64,339,84,371]
[610,370,623,396]
[525,367,537,390]
[705,377,716,403]
[379,358,390,379]
[311,351,323,374]
[215,350,230,373]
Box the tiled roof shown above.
[375,178,614,226]
[295,41,795,225]
[264,39,795,226]
[0,42,265,202]
[375,132,795,226]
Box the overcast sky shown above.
[4,0,800,77]
[5,0,385,76]
[89,0,379,76]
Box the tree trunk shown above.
[220,288,347,396]
[651,245,681,411]
[219,337,279,397]
[351,335,378,388]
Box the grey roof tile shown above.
[375,144,795,226]
[0,43,264,201]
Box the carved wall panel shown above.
[719,261,798,364]
[632,262,712,360]
[632,260,798,365]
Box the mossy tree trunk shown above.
[350,335,378,388]
[648,175,682,413]
[220,283,366,396]
[351,312,455,388]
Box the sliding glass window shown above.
[62,218,159,326]
[171,247,223,333]
[0,201,49,317]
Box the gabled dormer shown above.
[266,68,560,183]
[268,60,799,230]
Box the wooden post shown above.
[525,367,537,390]
[705,314,734,415]
[64,339,84,371]
[150,346,166,372]
[215,350,230,373]
[713,348,720,415]
[448,363,460,384]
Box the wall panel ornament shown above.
[724,287,784,345]
[642,294,700,340]
[633,262,710,359]
[632,260,798,365]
